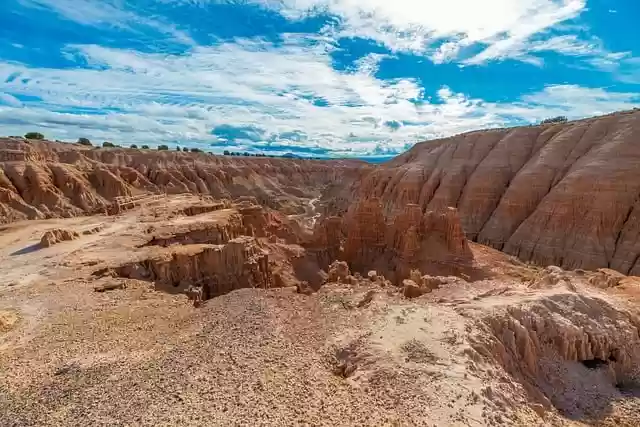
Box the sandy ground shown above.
[1,196,640,426]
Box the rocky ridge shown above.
[351,109,640,275]
[0,138,367,223]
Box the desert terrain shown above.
[2,112,640,427]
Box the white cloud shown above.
[266,0,589,63]
[16,0,195,45]
[0,93,23,107]
[1,36,638,156]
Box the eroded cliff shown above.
[352,110,640,274]
[0,138,367,223]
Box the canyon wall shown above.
[351,110,640,275]
[309,199,474,282]
[0,138,368,223]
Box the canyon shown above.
[2,110,640,426]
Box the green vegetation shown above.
[24,132,44,140]
[157,144,169,151]
[102,141,116,148]
[77,137,92,146]
[540,116,568,125]
[141,145,150,149]
[190,147,203,153]
[130,144,138,149]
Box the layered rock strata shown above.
[119,236,271,297]
[351,110,640,274]
[0,138,367,223]
[310,199,473,282]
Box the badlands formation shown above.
[1,111,640,426]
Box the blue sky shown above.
[0,0,639,157]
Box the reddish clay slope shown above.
[353,110,640,274]
[0,138,368,223]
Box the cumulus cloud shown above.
[1,35,638,156]
[267,0,590,63]
[2,0,639,157]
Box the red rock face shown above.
[351,110,640,274]
[312,198,473,283]
[0,138,368,223]
[118,236,271,296]
[40,228,79,247]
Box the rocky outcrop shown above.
[118,236,271,298]
[308,198,473,283]
[181,201,230,216]
[351,110,640,275]
[0,138,367,223]
[479,292,640,414]
[143,215,245,247]
[40,228,79,247]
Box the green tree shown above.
[130,144,138,149]
[141,145,150,149]
[157,144,169,151]
[102,141,116,148]
[190,147,202,153]
[77,137,92,146]
[540,116,568,125]
[223,150,230,156]
[176,146,181,151]
[24,132,44,140]
[182,147,189,152]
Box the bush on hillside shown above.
[102,141,116,148]
[25,132,44,140]
[77,137,92,146]
[141,145,149,149]
[190,147,202,153]
[157,144,169,151]
[540,116,568,125]
[130,144,138,149]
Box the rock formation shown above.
[350,110,640,275]
[118,236,271,298]
[480,291,640,412]
[40,228,79,247]
[312,199,474,283]
[144,215,245,247]
[0,138,367,223]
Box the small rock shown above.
[94,281,126,292]
[356,290,376,308]
[296,281,313,296]
[403,279,424,299]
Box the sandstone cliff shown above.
[309,198,474,282]
[0,138,368,223]
[351,110,640,274]
[118,236,271,297]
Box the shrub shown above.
[25,132,44,140]
[176,146,181,151]
[102,141,116,148]
[130,144,138,149]
[182,147,189,152]
[141,145,150,149]
[190,147,202,153]
[157,144,169,151]
[223,150,230,156]
[77,137,92,146]
[540,116,568,125]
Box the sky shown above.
[0,0,639,158]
